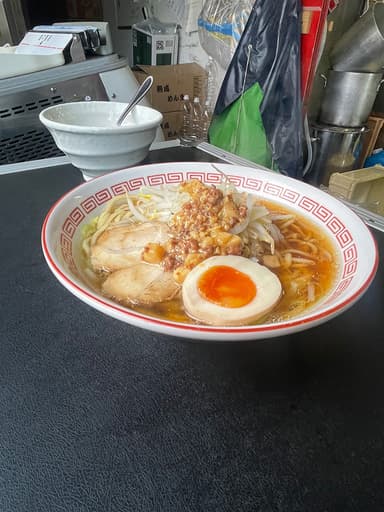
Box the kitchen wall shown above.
[65,0,103,20]
[101,0,209,68]
[20,0,103,29]
[101,0,229,106]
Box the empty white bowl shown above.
[39,101,163,180]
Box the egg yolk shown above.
[197,265,256,308]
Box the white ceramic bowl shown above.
[41,162,378,341]
[39,101,163,181]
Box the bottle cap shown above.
[193,97,200,103]
[184,94,190,100]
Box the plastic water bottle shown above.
[205,56,218,110]
[179,94,193,146]
[201,100,213,142]
[190,96,203,143]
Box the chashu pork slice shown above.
[90,221,169,272]
[102,263,180,306]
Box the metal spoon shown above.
[116,75,154,126]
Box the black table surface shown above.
[1,146,384,512]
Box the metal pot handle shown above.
[320,73,327,88]
[361,0,384,17]
[360,0,370,17]
[377,78,384,92]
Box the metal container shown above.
[0,55,147,165]
[319,70,383,127]
[306,123,368,186]
[330,3,384,73]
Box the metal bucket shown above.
[319,70,384,127]
[306,123,369,186]
[330,4,384,72]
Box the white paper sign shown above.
[15,32,72,55]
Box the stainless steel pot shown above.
[330,3,384,72]
[306,123,369,186]
[319,70,384,127]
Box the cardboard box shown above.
[133,63,207,114]
[161,111,183,140]
[132,26,178,66]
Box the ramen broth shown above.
[81,194,339,325]
[134,201,338,323]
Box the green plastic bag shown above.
[208,82,274,170]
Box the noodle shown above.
[81,180,338,324]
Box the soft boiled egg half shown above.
[182,255,282,326]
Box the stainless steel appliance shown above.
[0,23,155,165]
[0,55,144,164]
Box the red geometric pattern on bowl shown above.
[95,188,113,204]
[69,207,85,226]
[127,177,146,191]
[166,172,185,183]
[60,233,72,255]
[205,172,224,184]
[63,218,77,238]
[60,233,78,275]
[244,177,263,192]
[81,196,99,214]
[299,196,322,213]
[343,260,358,278]
[343,243,357,262]
[281,188,299,203]
[111,182,130,195]
[58,171,359,292]
[80,189,113,215]
[264,183,283,196]
[313,205,332,222]
[327,216,344,235]
[148,172,184,186]
[336,228,353,248]
[226,174,244,187]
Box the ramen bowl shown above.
[39,101,163,181]
[41,162,378,341]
